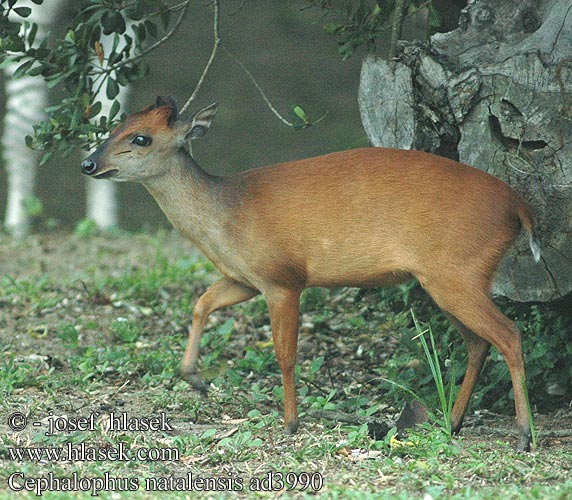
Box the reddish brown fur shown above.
[83,101,539,451]
[110,106,172,144]
[227,149,528,291]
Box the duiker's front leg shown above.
[182,277,258,391]
[265,287,301,434]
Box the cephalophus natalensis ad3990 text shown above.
[82,96,541,451]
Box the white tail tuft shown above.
[529,233,541,263]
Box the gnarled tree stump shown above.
[359,0,572,302]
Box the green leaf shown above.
[37,34,49,50]
[27,64,44,76]
[23,196,44,217]
[428,5,442,30]
[108,99,120,121]
[14,6,32,17]
[292,105,308,122]
[89,101,102,119]
[3,20,24,38]
[106,77,119,99]
[45,73,64,88]
[112,33,120,53]
[27,22,38,46]
[0,56,20,70]
[308,356,324,377]
[64,30,75,44]
[132,23,147,44]
[217,319,234,339]
[12,59,34,79]
[338,41,355,61]
[39,150,54,166]
[323,23,343,35]
[126,2,145,21]
[101,10,126,35]
[107,49,122,66]
[144,20,157,38]
[122,34,133,53]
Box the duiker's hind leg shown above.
[441,312,490,434]
[424,282,531,451]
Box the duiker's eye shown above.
[131,135,152,147]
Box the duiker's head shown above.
[81,96,218,182]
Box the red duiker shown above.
[82,96,540,451]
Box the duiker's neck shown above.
[142,148,226,242]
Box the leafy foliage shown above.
[377,283,572,413]
[0,0,190,164]
[1,0,318,165]
[308,0,443,59]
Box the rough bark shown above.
[358,0,572,302]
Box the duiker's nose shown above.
[81,158,98,175]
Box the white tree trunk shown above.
[84,31,131,229]
[2,0,55,237]
[2,72,45,238]
[2,0,129,234]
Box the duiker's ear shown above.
[185,102,219,140]
[155,96,178,126]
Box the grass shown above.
[412,310,456,436]
[1,230,571,499]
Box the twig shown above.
[389,0,407,58]
[181,0,322,128]
[97,1,191,75]
[306,408,372,425]
[469,426,572,439]
[299,376,330,397]
[180,0,220,115]
[130,1,190,63]
[311,0,434,34]
[220,44,294,126]
[381,0,434,33]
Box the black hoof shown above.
[182,371,208,395]
[517,434,532,452]
[284,419,299,435]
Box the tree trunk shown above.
[2,0,127,234]
[358,0,572,302]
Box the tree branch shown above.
[97,0,191,76]
[389,0,407,58]
[220,44,295,127]
[178,0,323,129]
[180,0,220,115]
